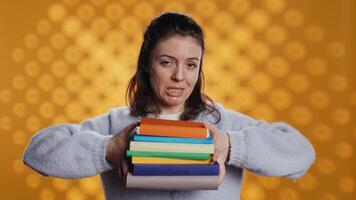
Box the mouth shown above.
[166,87,184,96]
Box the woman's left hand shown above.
[204,123,230,184]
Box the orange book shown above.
[139,118,209,138]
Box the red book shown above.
[139,118,209,138]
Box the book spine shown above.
[139,124,208,138]
[133,135,213,144]
[132,156,212,164]
[129,141,214,154]
[126,150,211,160]
[132,163,219,176]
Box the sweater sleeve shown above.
[222,109,315,180]
[23,111,115,179]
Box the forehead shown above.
[152,35,202,59]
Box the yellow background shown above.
[0,0,355,199]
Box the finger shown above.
[218,164,226,184]
[203,123,217,136]
[122,159,129,184]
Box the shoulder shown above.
[202,101,258,131]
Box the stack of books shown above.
[126,118,219,190]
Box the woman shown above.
[23,12,315,199]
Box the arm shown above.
[23,111,114,179]
[223,109,316,180]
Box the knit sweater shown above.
[23,103,315,200]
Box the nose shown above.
[172,65,184,81]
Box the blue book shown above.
[133,134,213,144]
[132,163,219,176]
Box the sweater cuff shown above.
[94,135,113,173]
[226,131,246,168]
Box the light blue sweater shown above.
[23,103,315,200]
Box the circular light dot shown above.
[119,16,141,35]
[234,87,257,110]
[0,89,12,103]
[38,74,55,91]
[64,46,82,64]
[194,0,218,19]
[52,114,69,124]
[315,157,336,175]
[263,0,286,14]
[66,187,86,200]
[287,73,310,93]
[306,57,328,76]
[50,32,68,50]
[48,4,67,22]
[311,124,333,142]
[26,173,41,189]
[335,141,353,159]
[265,56,290,78]
[12,47,26,63]
[0,116,12,131]
[37,19,52,35]
[229,25,254,48]
[257,176,281,189]
[251,103,275,121]
[241,182,265,200]
[246,9,270,32]
[63,0,80,7]
[40,188,55,200]
[79,177,101,195]
[25,61,41,77]
[62,17,83,37]
[163,1,186,12]
[13,102,27,118]
[39,101,55,119]
[339,177,355,193]
[326,42,346,58]
[26,88,41,104]
[133,1,156,22]
[26,115,42,132]
[79,87,97,106]
[13,130,27,146]
[265,24,287,46]
[279,188,298,200]
[90,0,108,7]
[13,159,26,173]
[51,87,70,106]
[297,173,318,191]
[304,25,324,42]
[289,105,313,126]
[65,102,85,121]
[231,56,255,79]
[37,46,55,64]
[12,75,27,90]
[92,17,111,37]
[308,90,330,109]
[284,40,306,60]
[77,3,96,22]
[248,72,273,94]
[212,12,235,32]
[52,178,71,191]
[51,60,69,78]
[332,108,351,125]
[76,30,98,50]
[319,193,338,200]
[247,40,270,63]
[268,88,292,110]
[24,34,39,49]
[65,73,83,92]
[284,8,304,27]
[228,0,250,16]
[351,92,356,107]
[329,75,348,92]
[104,2,125,21]
[104,30,127,49]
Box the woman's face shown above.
[149,35,202,114]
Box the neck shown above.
[157,105,185,115]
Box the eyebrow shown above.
[158,54,200,61]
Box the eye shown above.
[187,63,198,69]
[160,60,172,67]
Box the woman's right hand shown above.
[105,122,138,184]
